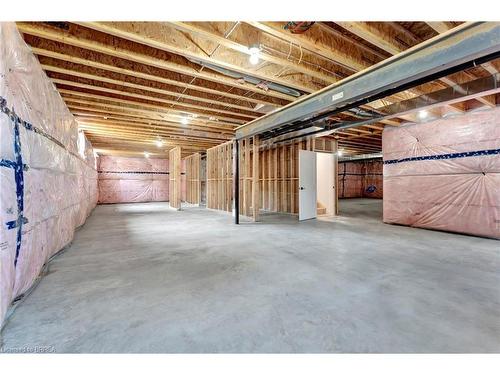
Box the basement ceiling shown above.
[17,21,500,157]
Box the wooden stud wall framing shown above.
[185,153,201,205]
[259,138,336,215]
[207,141,233,212]
[207,137,337,219]
[169,146,182,210]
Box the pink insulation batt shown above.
[97,156,187,204]
[383,107,500,239]
[0,23,98,326]
[339,160,383,199]
[97,156,170,204]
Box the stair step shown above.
[317,207,327,215]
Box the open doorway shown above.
[337,158,383,221]
[298,150,337,221]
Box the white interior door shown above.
[299,150,317,221]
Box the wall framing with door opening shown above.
[206,137,338,221]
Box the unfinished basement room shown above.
[1,4,500,366]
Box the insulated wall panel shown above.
[97,156,169,204]
[383,107,500,239]
[339,160,383,198]
[0,23,98,326]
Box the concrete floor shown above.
[1,199,499,353]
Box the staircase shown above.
[317,202,327,215]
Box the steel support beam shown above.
[324,72,500,131]
[235,22,500,140]
[233,139,240,224]
[271,73,500,143]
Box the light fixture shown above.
[181,117,189,125]
[418,110,428,120]
[155,138,164,148]
[248,45,260,65]
[144,151,150,158]
[337,150,343,157]
[249,54,259,65]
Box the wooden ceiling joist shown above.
[72,111,235,136]
[336,22,402,55]
[69,106,236,135]
[32,47,288,107]
[77,115,233,135]
[59,90,247,124]
[426,22,453,34]
[80,127,220,146]
[168,21,337,85]
[86,134,213,149]
[244,21,368,72]
[17,22,297,102]
[75,21,320,93]
[53,79,259,120]
[66,102,238,130]
[42,64,266,113]
[77,120,232,142]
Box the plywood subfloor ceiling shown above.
[17,21,499,157]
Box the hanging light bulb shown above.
[418,110,428,120]
[249,54,260,65]
[248,45,260,65]
[144,151,150,158]
[155,137,164,148]
[337,150,343,157]
[181,117,189,125]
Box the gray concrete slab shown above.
[1,199,499,353]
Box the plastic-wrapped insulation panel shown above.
[338,160,383,199]
[383,107,500,239]
[97,155,187,204]
[0,23,98,327]
[97,156,170,204]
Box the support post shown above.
[169,146,182,210]
[333,140,339,215]
[233,139,240,224]
[252,135,260,221]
